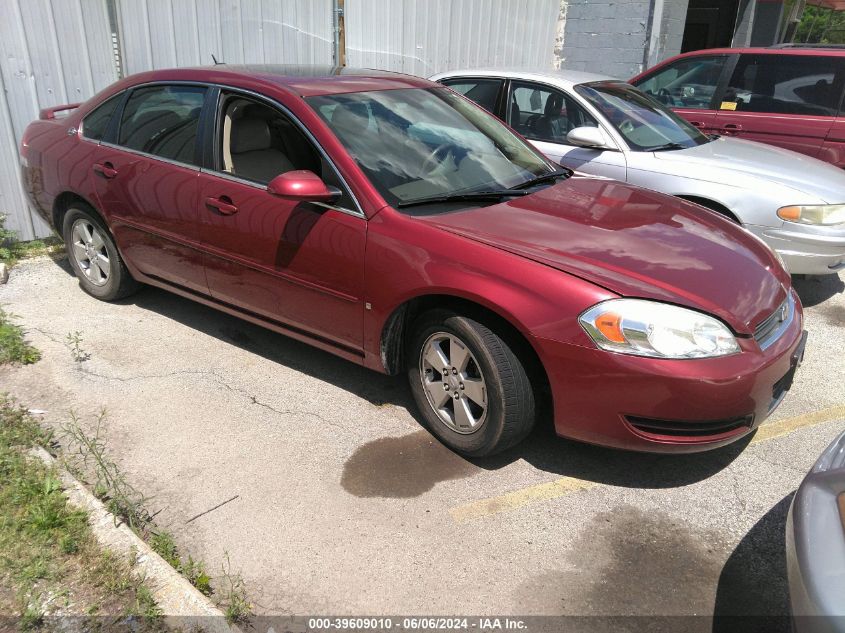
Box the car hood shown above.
[653,136,845,203]
[416,175,788,334]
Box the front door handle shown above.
[722,123,743,134]
[205,196,239,215]
[690,121,705,128]
[93,162,118,179]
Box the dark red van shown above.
[631,47,845,168]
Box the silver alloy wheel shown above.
[419,332,488,434]
[70,219,110,287]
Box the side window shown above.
[218,93,357,210]
[723,55,843,116]
[508,82,597,144]
[634,56,726,110]
[118,85,206,164]
[81,94,121,141]
[441,79,503,113]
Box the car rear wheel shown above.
[407,309,536,457]
[63,205,139,301]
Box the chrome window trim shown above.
[206,84,366,218]
[99,140,201,172]
[85,79,365,218]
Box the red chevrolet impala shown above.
[20,66,806,457]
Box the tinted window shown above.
[82,94,121,141]
[441,79,502,113]
[723,54,844,116]
[118,85,206,164]
[634,56,726,110]
[508,82,598,143]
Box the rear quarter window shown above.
[81,94,122,141]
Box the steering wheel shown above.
[657,88,676,106]
[421,143,455,175]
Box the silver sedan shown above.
[430,69,845,275]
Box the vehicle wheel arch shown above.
[675,195,741,224]
[379,293,551,412]
[52,191,105,235]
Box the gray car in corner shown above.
[787,430,845,632]
[430,69,845,275]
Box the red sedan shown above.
[20,66,806,457]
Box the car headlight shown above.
[777,204,845,226]
[579,299,740,359]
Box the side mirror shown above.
[267,170,341,203]
[566,126,612,149]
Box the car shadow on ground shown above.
[792,272,844,307]
[711,493,794,633]
[52,257,749,490]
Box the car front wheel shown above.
[407,310,536,457]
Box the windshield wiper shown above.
[396,190,530,209]
[646,141,687,152]
[510,168,572,190]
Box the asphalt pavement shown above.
[1,256,843,628]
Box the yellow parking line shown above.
[751,405,845,444]
[449,477,597,523]
[449,405,845,523]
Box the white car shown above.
[430,68,845,275]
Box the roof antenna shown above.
[211,53,224,65]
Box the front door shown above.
[506,80,627,181]
[88,83,208,294]
[197,90,366,351]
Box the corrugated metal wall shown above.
[344,0,560,76]
[116,0,335,75]
[0,0,117,240]
[0,0,562,242]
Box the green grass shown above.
[0,307,40,365]
[0,395,166,629]
[0,214,64,268]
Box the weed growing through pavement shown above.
[65,330,90,363]
[0,306,41,365]
[220,552,252,624]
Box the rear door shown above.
[632,53,732,134]
[89,83,209,294]
[714,53,843,158]
[506,80,626,181]
[196,88,366,351]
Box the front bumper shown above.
[786,431,845,632]
[536,290,805,453]
[746,222,845,276]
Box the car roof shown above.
[429,67,620,88]
[663,46,845,58]
[121,64,435,97]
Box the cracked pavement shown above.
[1,256,843,625]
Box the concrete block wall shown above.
[556,0,689,79]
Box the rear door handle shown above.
[205,196,239,215]
[93,162,118,179]
[722,123,743,134]
[690,121,705,128]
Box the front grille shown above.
[626,415,753,438]
[754,294,793,349]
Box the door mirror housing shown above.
[267,170,341,203]
[566,126,612,149]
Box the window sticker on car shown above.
[720,101,738,111]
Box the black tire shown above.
[407,309,536,457]
[62,204,139,301]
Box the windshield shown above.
[306,88,555,208]
[575,82,710,152]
